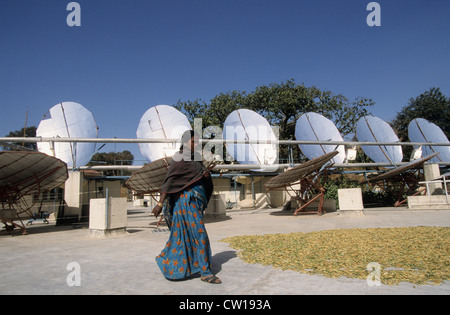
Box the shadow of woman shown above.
[211,250,237,275]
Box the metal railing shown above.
[1,137,449,169]
[1,136,450,147]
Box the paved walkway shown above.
[1,207,449,295]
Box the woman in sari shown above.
[152,130,221,284]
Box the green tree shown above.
[392,87,450,141]
[246,80,374,139]
[2,126,37,151]
[175,90,247,129]
[175,79,374,162]
[88,150,134,176]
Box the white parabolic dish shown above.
[223,109,278,171]
[356,115,403,164]
[137,105,192,163]
[36,102,98,168]
[408,118,450,163]
[294,112,346,164]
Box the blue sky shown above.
[1,0,449,164]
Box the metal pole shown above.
[443,175,449,204]
[72,160,450,172]
[234,178,238,207]
[251,176,255,209]
[1,136,450,147]
[105,188,109,229]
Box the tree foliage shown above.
[175,79,374,162]
[392,87,450,141]
[88,150,134,176]
[2,126,37,151]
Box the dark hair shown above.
[179,130,198,152]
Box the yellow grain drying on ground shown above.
[222,226,450,286]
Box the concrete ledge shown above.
[407,195,450,210]
[339,210,365,216]
[304,198,337,213]
[89,227,128,238]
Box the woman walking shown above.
[152,130,221,284]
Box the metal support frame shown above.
[419,175,450,204]
[272,164,333,216]
[289,177,326,216]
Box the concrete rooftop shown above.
[1,206,449,295]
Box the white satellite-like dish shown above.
[36,102,98,168]
[223,109,278,171]
[136,105,192,163]
[356,116,403,165]
[294,112,346,164]
[408,118,450,163]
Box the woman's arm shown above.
[152,192,167,218]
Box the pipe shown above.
[1,136,450,147]
[71,161,450,172]
[105,187,109,229]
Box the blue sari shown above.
[155,182,213,280]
